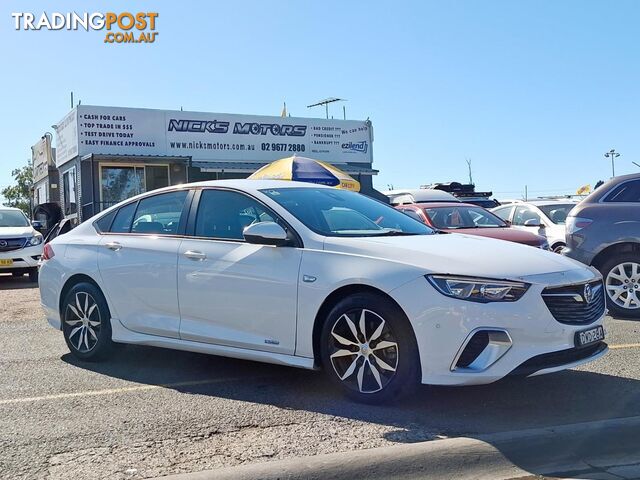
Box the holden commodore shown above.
[39,180,607,403]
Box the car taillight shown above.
[566,216,593,234]
[42,243,55,260]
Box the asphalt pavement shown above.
[1,274,639,479]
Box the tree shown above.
[1,162,33,215]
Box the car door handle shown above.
[105,241,123,251]
[184,250,206,261]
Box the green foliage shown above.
[1,163,33,215]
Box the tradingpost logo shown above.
[11,11,159,44]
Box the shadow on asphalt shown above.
[0,273,37,290]
[62,342,640,434]
[62,343,640,478]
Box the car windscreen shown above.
[538,204,574,224]
[261,188,435,237]
[0,210,30,227]
[424,205,506,229]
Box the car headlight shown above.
[426,275,530,303]
[28,234,43,246]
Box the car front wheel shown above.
[601,254,640,319]
[320,293,420,403]
[62,282,114,361]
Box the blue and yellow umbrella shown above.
[249,155,360,192]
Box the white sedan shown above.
[40,180,607,403]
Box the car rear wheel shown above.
[320,293,420,403]
[62,282,114,361]
[600,254,640,319]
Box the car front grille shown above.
[0,237,27,252]
[541,280,605,325]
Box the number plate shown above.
[0,259,13,266]
[575,325,605,348]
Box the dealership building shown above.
[40,105,378,224]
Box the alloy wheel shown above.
[606,262,640,310]
[64,292,102,353]
[328,309,399,394]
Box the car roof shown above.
[400,202,478,209]
[522,200,578,206]
[384,189,460,204]
[0,206,24,212]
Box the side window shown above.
[513,206,542,226]
[195,189,276,240]
[110,202,138,233]
[131,190,189,234]
[400,209,424,223]
[604,180,640,203]
[94,210,116,233]
[492,206,513,222]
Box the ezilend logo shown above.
[342,141,368,153]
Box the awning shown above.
[192,161,378,176]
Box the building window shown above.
[100,165,170,208]
[62,167,77,216]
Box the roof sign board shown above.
[54,105,373,167]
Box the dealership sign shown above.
[31,135,55,182]
[54,105,373,167]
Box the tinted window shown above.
[424,206,506,229]
[261,188,434,236]
[513,206,542,226]
[0,210,29,227]
[400,209,424,223]
[110,202,137,233]
[94,210,116,233]
[537,204,574,224]
[604,180,640,203]
[492,206,513,222]
[131,191,188,234]
[195,189,276,240]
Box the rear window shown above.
[110,202,138,233]
[604,180,640,203]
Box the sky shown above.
[1,0,639,201]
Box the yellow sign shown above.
[576,184,591,195]
[0,259,14,266]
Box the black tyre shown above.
[320,293,420,403]
[552,243,566,254]
[28,268,38,282]
[61,282,114,361]
[599,253,640,319]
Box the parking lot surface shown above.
[1,275,639,479]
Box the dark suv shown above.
[564,173,640,318]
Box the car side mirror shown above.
[32,220,44,232]
[523,219,545,228]
[243,221,291,247]
[504,220,512,226]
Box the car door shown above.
[97,189,192,338]
[177,188,302,354]
[511,205,548,237]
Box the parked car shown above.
[564,173,640,318]
[396,202,549,249]
[0,206,43,281]
[40,180,607,403]
[491,201,577,253]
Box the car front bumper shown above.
[0,244,43,272]
[390,269,607,386]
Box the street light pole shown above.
[604,149,621,178]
